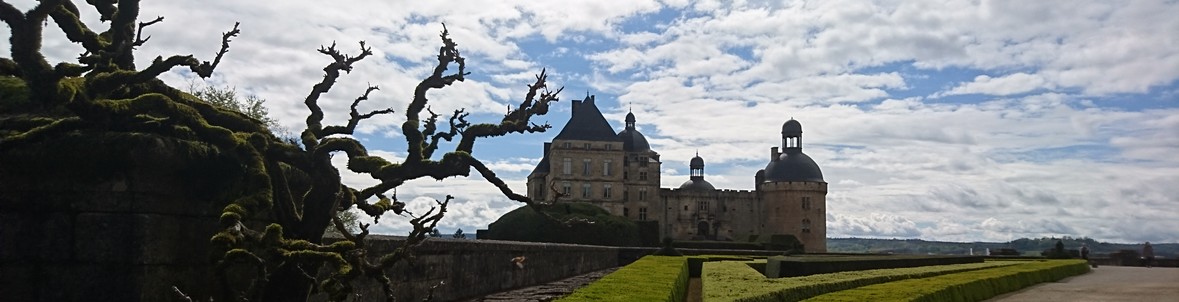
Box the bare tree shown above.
[0,1,561,301]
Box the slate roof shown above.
[678,178,716,191]
[765,119,824,182]
[764,152,824,182]
[553,95,621,142]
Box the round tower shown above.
[758,119,828,252]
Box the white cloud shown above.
[9,0,1179,244]
[939,73,1050,97]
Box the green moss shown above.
[347,155,391,173]
[0,76,30,111]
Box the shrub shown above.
[759,234,805,252]
[484,202,640,246]
[765,254,985,278]
[674,240,764,250]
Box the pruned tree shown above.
[0,1,561,301]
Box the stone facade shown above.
[526,95,829,252]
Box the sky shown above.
[9,0,1178,244]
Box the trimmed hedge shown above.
[703,260,1020,302]
[687,255,757,277]
[558,255,690,302]
[675,240,765,250]
[765,254,985,278]
[803,259,1090,302]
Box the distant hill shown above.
[828,237,1178,257]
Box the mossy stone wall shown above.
[0,133,244,301]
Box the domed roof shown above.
[782,119,802,135]
[764,152,824,182]
[689,154,704,168]
[617,128,651,152]
[678,178,716,191]
[618,110,650,152]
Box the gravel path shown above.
[467,267,621,302]
[987,266,1179,302]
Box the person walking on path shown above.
[1142,242,1155,268]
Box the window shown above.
[562,182,571,195]
[623,207,629,217]
[584,143,591,150]
[683,205,688,211]
[582,183,592,198]
[639,171,648,181]
[603,159,612,176]
[802,219,812,233]
[638,188,647,201]
[699,201,709,211]
[639,207,648,221]
[802,196,812,210]
[623,171,628,180]
[603,184,612,199]
[606,144,613,150]
[582,159,592,176]
[562,158,571,175]
[639,157,648,167]
[562,142,571,148]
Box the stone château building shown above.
[526,95,828,252]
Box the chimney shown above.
[543,142,551,157]
[770,147,779,162]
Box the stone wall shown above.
[313,237,620,302]
[0,134,240,301]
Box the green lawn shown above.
[703,260,1021,302]
[803,259,1089,302]
[558,255,690,302]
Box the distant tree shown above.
[430,228,442,238]
[484,202,641,246]
[0,1,562,301]
[185,82,291,137]
[453,228,464,239]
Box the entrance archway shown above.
[697,221,710,237]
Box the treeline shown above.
[828,237,1177,256]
